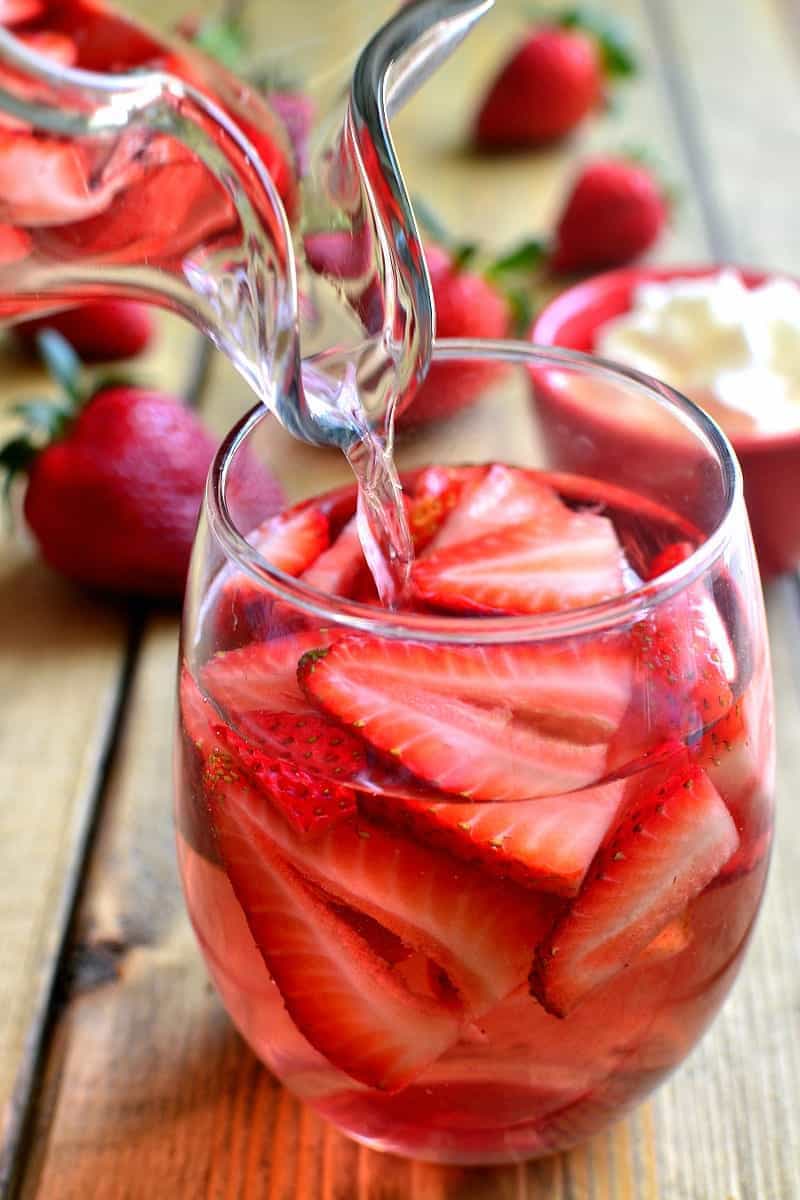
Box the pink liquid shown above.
[0,0,296,319]
[175,466,774,1164]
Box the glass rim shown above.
[206,337,743,645]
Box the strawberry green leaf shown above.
[12,399,71,440]
[451,241,479,271]
[487,238,548,277]
[0,434,37,513]
[189,17,246,72]
[557,7,638,78]
[504,286,537,335]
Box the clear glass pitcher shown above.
[0,0,492,447]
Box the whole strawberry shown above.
[15,299,156,362]
[399,242,512,428]
[551,156,668,273]
[0,332,280,598]
[475,10,636,148]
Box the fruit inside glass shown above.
[176,340,774,1165]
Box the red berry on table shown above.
[14,300,156,362]
[398,243,512,428]
[475,12,637,148]
[476,27,602,147]
[0,332,280,599]
[550,157,668,274]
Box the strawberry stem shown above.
[412,195,478,270]
[0,436,37,509]
[485,238,549,334]
[556,6,637,78]
[190,17,246,71]
[37,329,83,412]
[0,329,110,513]
[486,238,548,278]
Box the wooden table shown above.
[2,1,799,1196]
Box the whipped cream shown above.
[595,270,800,434]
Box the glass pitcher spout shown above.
[0,23,303,433]
[0,0,493,447]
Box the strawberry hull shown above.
[176,463,774,1163]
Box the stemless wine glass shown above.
[175,339,775,1166]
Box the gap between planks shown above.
[0,620,140,1200]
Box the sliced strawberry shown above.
[300,642,610,801]
[407,465,484,552]
[302,634,631,744]
[248,506,330,576]
[364,780,626,897]
[693,663,775,882]
[330,901,411,966]
[201,629,334,715]
[235,709,369,786]
[18,31,77,65]
[531,765,739,1017]
[0,223,30,264]
[205,763,462,1091]
[214,506,329,646]
[177,667,226,863]
[0,133,117,225]
[213,725,357,837]
[610,585,736,767]
[638,911,692,964]
[0,33,78,135]
[299,514,367,598]
[645,540,695,580]
[412,509,626,615]
[0,0,43,25]
[237,707,460,804]
[427,464,568,554]
[206,752,557,1017]
[180,664,224,756]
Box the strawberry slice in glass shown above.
[531,765,739,1017]
[412,507,626,615]
[364,780,627,897]
[201,629,336,715]
[300,639,612,800]
[213,506,329,647]
[205,764,462,1091]
[425,463,568,554]
[206,753,557,1019]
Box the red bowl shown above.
[532,266,800,577]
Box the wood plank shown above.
[639,3,800,1191]
[12,0,800,1196]
[654,0,800,272]
[0,312,207,1194]
[390,0,709,264]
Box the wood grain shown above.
[0,314,206,1193]
[5,0,800,1196]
